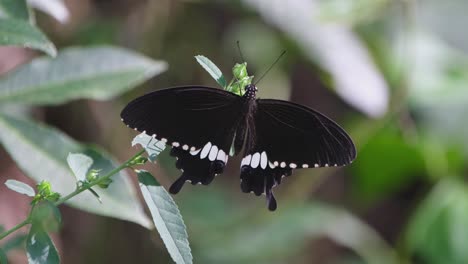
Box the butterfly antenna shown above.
[254,50,286,85]
[237,41,245,62]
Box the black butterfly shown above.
[121,84,356,211]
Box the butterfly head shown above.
[244,84,257,99]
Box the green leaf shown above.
[67,153,93,182]
[0,18,56,56]
[138,170,192,264]
[26,225,59,264]
[197,203,398,264]
[0,46,167,105]
[31,201,61,232]
[0,113,152,228]
[0,0,30,20]
[406,178,468,264]
[351,128,426,202]
[4,179,35,197]
[136,170,160,186]
[132,133,166,162]
[195,55,227,88]
[3,234,27,252]
[0,247,7,264]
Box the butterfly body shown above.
[121,84,356,211]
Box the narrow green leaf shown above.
[138,170,192,264]
[4,179,35,197]
[0,113,152,228]
[132,133,166,162]
[0,0,30,20]
[0,18,56,56]
[195,55,227,88]
[0,247,7,264]
[67,153,93,182]
[26,225,59,264]
[88,187,102,203]
[0,46,167,105]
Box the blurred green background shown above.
[1,0,468,263]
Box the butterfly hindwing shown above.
[240,99,356,210]
[121,86,243,192]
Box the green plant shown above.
[0,1,193,263]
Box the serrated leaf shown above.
[132,133,166,162]
[0,113,152,228]
[26,225,59,264]
[138,170,192,264]
[0,247,7,264]
[67,153,93,182]
[4,179,35,197]
[0,18,55,57]
[195,55,227,88]
[0,46,167,105]
[0,0,30,21]
[28,0,69,23]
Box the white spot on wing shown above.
[251,153,260,168]
[280,162,286,168]
[200,142,212,159]
[241,155,252,166]
[314,164,319,168]
[209,145,218,161]
[217,150,226,161]
[302,164,309,168]
[269,161,275,169]
[289,163,297,169]
[260,151,268,169]
[190,148,201,156]
[172,142,180,147]
[182,145,189,150]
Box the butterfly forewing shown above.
[121,86,244,192]
[252,99,356,168]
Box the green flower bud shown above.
[233,62,248,80]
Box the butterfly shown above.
[121,84,356,211]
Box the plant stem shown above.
[0,218,31,240]
[0,149,146,241]
[55,149,145,206]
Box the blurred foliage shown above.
[1,0,468,263]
